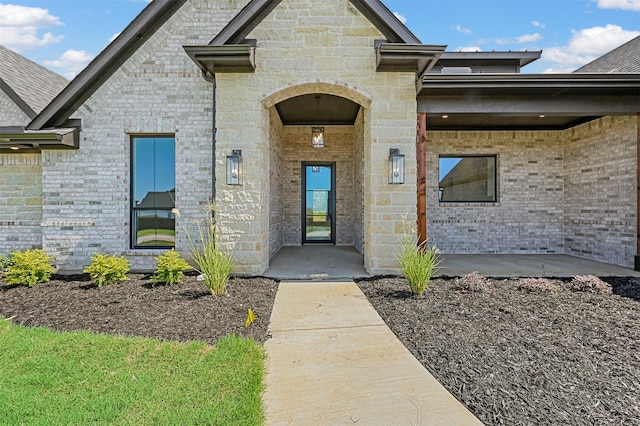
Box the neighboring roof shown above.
[0,45,68,119]
[137,189,176,209]
[28,0,187,130]
[575,36,640,73]
[430,51,542,74]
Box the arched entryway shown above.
[262,82,371,277]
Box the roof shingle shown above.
[574,36,640,73]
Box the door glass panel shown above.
[305,165,332,242]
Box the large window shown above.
[439,155,497,202]
[131,136,176,248]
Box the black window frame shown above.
[438,155,498,203]
[130,135,176,249]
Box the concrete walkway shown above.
[263,281,482,425]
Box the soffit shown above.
[419,73,640,130]
[275,94,361,125]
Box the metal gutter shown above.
[27,0,187,130]
[376,42,446,75]
[421,73,640,89]
[183,44,256,74]
[0,127,79,150]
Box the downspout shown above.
[202,70,217,202]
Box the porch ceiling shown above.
[419,73,640,130]
[275,94,361,125]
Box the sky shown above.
[0,0,638,79]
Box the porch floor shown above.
[264,247,640,279]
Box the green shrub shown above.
[395,231,441,296]
[152,249,192,286]
[180,204,233,296]
[83,253,130,287]
[2,249,54,287]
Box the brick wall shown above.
[0,90,30,125]
[427,116,637,269]
[563,116,637,267]
[280,125,356,247]
[40,0,245,272]
[0,153,43,253]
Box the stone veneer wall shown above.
[40,0,247,272]
[280,125,356,246]
[352,108,365,253]
[563,116,637,267]
[427,130,565,254]
[0,154,43,252]
[427,116,637,268]
[268,107,285,257]
[216,0,417,274]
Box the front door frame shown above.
[301,162,336,244]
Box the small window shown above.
[131,136,176,248]
[439,155,497,202]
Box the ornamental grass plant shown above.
[180,204,233,296]
[396,229,441,296]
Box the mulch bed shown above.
[357,277,640,425]
[0,274,278,345]
[2,273,639,424]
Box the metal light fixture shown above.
[226,150,242,185]
[311,95,324,148]
[389,148,405,184]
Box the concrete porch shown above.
[263,246,640,279]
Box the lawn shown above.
[0,317,265,425]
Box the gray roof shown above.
[0,45,68,118]
[575,36,640,73]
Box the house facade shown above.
[1,0,639,275]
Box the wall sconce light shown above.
[226,150,242,185]
[312,126,325,148]
[389,148,405,184]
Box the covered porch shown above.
[263,246,640,280]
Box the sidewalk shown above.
[263,281,483,425]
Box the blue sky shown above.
[0,0,638,78]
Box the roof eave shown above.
[376,42,446,75]
[420,73,640,90]
[27,0,187,130]
[183,44,257,75]
[0,127,80,151]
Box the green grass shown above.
[136,229,176,238]
[0,318,265,425]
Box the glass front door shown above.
[302,163,335,243]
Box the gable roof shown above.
[575,36,640,73]
[0,45,68,120]
[28,0,186,130]
[211,0,421,45]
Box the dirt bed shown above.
[357,277,640,425]
[0,274,278,345]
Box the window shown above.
[439,155,497,202]
[131,136,176,248]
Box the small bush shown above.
[396,232,440,296]
[569,275,612,294]
[2,249,54,287]
[515,278,559,293]
[455,271,492,292]
[83,253,130,287]
[152,249,192,286]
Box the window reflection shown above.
[439,156,497,202]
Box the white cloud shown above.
[393,12,407,24]
[595,0,640,11]
[457,46,482,52]
[44,49,94,79]
[0,3,63,52]
[541,24,640,72]
[532,21,546,29]
[517,33,542,43]
[452,24,471,34]
[495,37,512,45]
